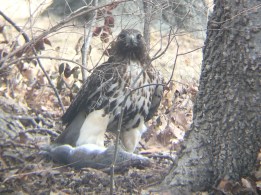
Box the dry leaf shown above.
[0,49,8,59]
[93,26,102,37]
[241,177,257,193]
[19,132,28,144]
[0,24,4,33]
[104,16,114,28]
[103,25,112,34]
[34,39,45,51]
[71,66,79,76]
[58,63,65,75]
[100,32,109,43]
[43,38,52,46]
[217,179,233,192]
[64,63,71,78]
[157,126,175,146]
[173,111,188,130]
[74,36,83,55]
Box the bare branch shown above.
[0,10,30,42]
[151,9,190,62]
[178,46,203,56]
[0,10,65,112]
[33,46,65,112]
[0,0,131,69]
[151,27,175,62]
[7,55,83,68]
[166,37,179,86]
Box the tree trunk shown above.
[149,0,261,193]
[143,0,151,50]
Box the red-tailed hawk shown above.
[54,29,163,152]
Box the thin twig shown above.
[0,166,25,172]
[33,48,65,112]
[151,10,190,62]
[24,128,59,137]
[0,10,30,42]
[11,128,58,141]
[7,55,84,68]
[165,37,179,86]
[178,46,203,56]
[151,28,175,62]
[0,0,130,69]
[1,142,37,149]
[11,115,38,127]
[81,24,89,81]
[11,115,53,128]
[2,168,51,183]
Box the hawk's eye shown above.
[136,34,142,40]
[119,34,126,40]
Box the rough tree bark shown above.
[149,0,261,193]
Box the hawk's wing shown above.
[54,62,120,146]
[146,84,164,121]
[146,69,164,122]
[61,62,118,125]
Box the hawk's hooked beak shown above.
[126,34,138,47]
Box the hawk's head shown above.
[113,29,148,62]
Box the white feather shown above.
[121,118,147,152]
[75,144,106,153]
[76,109,109,147]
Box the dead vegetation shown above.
[0,2,199,194]
[0,1,260,194]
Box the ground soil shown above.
[0,96,175,194]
